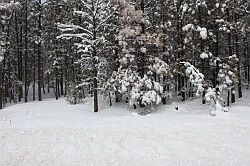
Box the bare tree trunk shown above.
[54,68,59,100]
[57,77,60,98]
[93,68,98,112]
[227,9,235,103]
[138,0,145,78]
[213,16,220,86]
[19,8,23,102]
[60,70,64,96]
[37,0,42,101]
[33,42,36,101]
[93,9,98,112]
[47,74,50,93]
[14,11,20,102]
[0,59,3,109]
[24,0,28,102]
[247,29,250,88]
[0,85,2,109]
[234,8,242,98]
[54,79,58,100]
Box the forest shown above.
[0,0,250,115]
[1,1,250,165]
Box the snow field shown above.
[0,94,250,166]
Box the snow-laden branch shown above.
[57,23,93,37]
[58,23,84,31]
[57,33,92,45]
[0,2,21,11]
[181,62,205,96]
[182,24,208,40]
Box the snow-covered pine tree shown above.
[58,0,113,112]
[104,1,169,110]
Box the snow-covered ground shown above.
[0,92,250,166]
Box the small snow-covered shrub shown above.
[217,64,238,91]
[66,83,84,105]
[104,67,141,104]
[205,87,228,116]
[129,76,163,110]
[162,91,173,105]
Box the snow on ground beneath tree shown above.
[1,91,250,166]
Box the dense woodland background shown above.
[0,0,250,113]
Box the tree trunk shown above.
[24,0,28,102]
[47,74,50,93]
[234,9,242,98]
[92,4,99,113]
[18,8,23,102]
[37,0,42,101]
[138,0,145,78]
[231,87,235,103]
[93,68,98,112]
[33,42,36,101]
[0,86,2,109]
[227,9,235,104]
[60,71,64,96]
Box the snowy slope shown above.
[0,92,250,166]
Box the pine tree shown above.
[58,0,113,112]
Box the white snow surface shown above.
[1,92,250,166]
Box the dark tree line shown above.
[0,0,249,113]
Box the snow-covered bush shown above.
[181,62,205,96]
[217,68,237,91]
[66,83,84,105]
[104,57,171,111]
[129,76,163,110]
[205,87,228,116]
[149,58,172,77]
[217,55,238,91]
[104,67,141,103]
[182,24,208,40]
